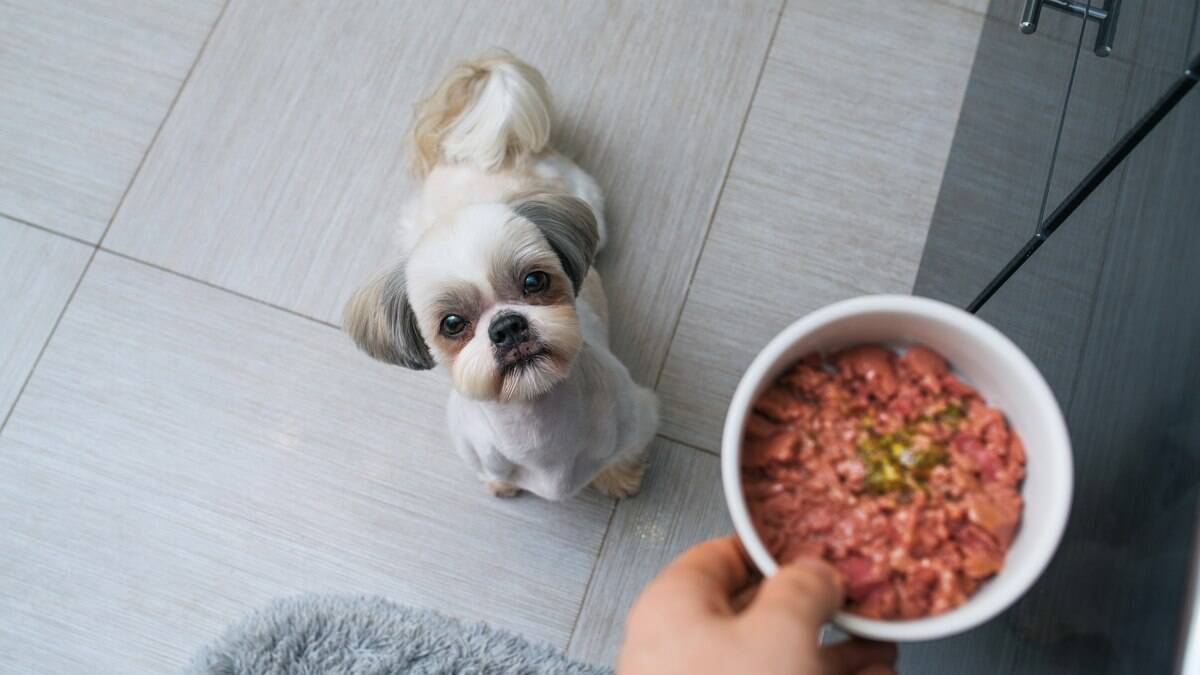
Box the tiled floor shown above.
[0,0,983,670]
[0,0,223,242]
[657,0,983,449]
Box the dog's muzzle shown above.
[489,312,546,368]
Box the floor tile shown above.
[939,0,993,15]
[656,0,984,451]
[0,217,91,421]
[0,0,222,241]
[0,253,613,671]
[103,0,783,383]
[567,440,731,667]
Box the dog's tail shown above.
[409,49,551,178]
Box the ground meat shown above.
[741,344,1025,620]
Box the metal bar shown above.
[1022,0,1109,34]
[1020,0,1044,34]
[966,50,1200,314]
[1092,0,1120,57]
[1044,0,1108,22]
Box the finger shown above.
[820,639,897,675]
[639,536,756,616]
[744,557,844,632]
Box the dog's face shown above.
[344,193,598,402]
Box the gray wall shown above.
[905,1,1200,672]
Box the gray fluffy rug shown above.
[187,595,610,675]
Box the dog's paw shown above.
[591,455,648,499]
[486,480,522,498]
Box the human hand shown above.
[618,536,897,675]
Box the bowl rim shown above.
[720,294,1073,642]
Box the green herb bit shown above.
[935,403,965,425]
[857,424,948,495]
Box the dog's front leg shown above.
[590,449,649,499]
[450,424,521,498]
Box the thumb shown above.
[745,558,844,633]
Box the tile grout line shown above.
[98,0,230,249]
[0,247,97,433]
[93,259,717,655]
[2,1,231,435]
[656,432,718,457]
[564,6,788,654]
[561,431,719,657]
[99,248,341,330]
[562,497,619,657]
[650,0,787,393]
[0,213,95,247]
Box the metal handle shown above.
[1020,0,1121,57]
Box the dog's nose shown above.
[488,313,529,348]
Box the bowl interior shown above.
[722,295,1073,642]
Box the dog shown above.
[343,50,658,501]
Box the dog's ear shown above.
[510,193,599,294]
[342,261,435,370]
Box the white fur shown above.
[448,301,659,501]
[359,50,656,500]
[407,204,515,290]
[401,155,608,254]
[406,207,584,402]
[441,61,550,172]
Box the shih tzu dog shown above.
[344,50,658,501]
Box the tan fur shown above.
[580,270,608,326]
[496,303,581,403]
[590,449,649,499]
[343,274,393,359]
[487,480,522,498]
[410,49,549,178]
[342,262,432,369]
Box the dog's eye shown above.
[440,314,467,337]
[523,271,549,295]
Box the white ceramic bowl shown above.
[721,295,1073,642]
